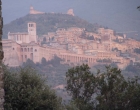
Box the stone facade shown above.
[0,0,4,109]
[8,22,37,44]
[2,22,136,69]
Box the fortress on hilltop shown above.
[29,6,75,16]
[2,22,138,69]
[29,6,45,14]
[67,9,74,16]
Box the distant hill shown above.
[3,13,101,39]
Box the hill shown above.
[3,13,101,39]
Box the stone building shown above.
[29,6,45,14]
[67,9,74,16]
[2,22,134,69]
[8,22,37,44]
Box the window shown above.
[29,24,34,27]
[30,48,33,52]
[24,48,27,52]
[35,49,37,52]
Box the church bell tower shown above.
[28,22,37,43]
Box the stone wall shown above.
[0,0,4,109]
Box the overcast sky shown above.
[2,0,140,37]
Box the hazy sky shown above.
[2,0,140,37]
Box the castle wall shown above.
[30,6,45,15]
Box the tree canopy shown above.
[3,65,64,110]
[66,64,140,110]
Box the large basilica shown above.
[2,21,136,69]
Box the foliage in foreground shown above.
[66,64,140,110]
[3,65,64,110]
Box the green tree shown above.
[66,64,96,110]
[96,66,127,110]
[66,64,140,110]
[3,65,64,110]
[22,59,36,68]
[65,102,79,110]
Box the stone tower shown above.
[28,22,37,43]
[67,9,74,16]
[0,0,4,110]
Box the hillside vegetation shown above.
[3,13,101,38]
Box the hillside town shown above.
[2,7,140,69]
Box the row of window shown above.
[12,47,38,52]
[21,48,37,52]
[22,53,33,61]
